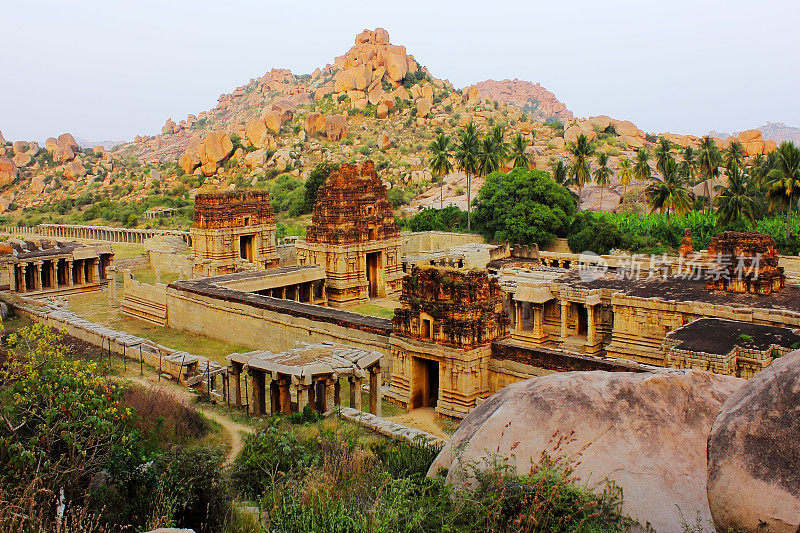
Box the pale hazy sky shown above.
[2,0,798,143]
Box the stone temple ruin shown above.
[0,239,114,295]
[387,266,509,419]
[296,161,402,306]
[705,231,785,295]
[191,190,279,277]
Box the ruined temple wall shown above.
[401,231,484,256]
[165,287,392,358]
[605,294,800,366]
[149,250,194,275]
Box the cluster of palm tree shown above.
[428,122,533,229]
[430,122,800,237]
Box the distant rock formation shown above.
[472,78,572,122]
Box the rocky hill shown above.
[472,79,572,123]
[0,27,786,222]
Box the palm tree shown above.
[617,156,633,200]
[550,159,569,186]
[678,146,698,184]
[654,137,673,177]
[568,133,595,199]
[697,136,722,210]
[490,125,510,168]
[723,139,746,172]
[593,151,613,210]
[428,133,453,210]
[645,155,691,221]
[633,147,651,183]
[454,122,480,230]
[766,141,800,237]
[510,133,530,169]
[715,165,756,227]
[477,135,501,178]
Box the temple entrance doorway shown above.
[575,303,588,336]
[240,235,255,262]
[366,251,382,297]
[411,356,439,409]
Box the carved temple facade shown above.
[296,161,402,306]
[387,266,509,420]
[190,190,279,277]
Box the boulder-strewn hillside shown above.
[711,122,800,146]
[0,27,785,221]
[472,79,572,123]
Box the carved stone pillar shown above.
[587,304,596,345]
[325,378,335,412]
[279,379,291,413]
[349,376,363,411]
[297,383,309,412]
[33,262,43,291]
[369,367,382,416]
[534,304,545,338]
[333,378,341,407]
[515,301,522,331]
[66,260,74,287]
[560,300,569,340]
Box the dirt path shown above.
[388,407,451,440]
[124,374,253,463]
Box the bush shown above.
[473,168,576,245]
[405,206,469,233]
[122,386,209,450]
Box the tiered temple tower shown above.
[191,190,279,276]
[296,161,402,306]
[705,231,785,295]
[387,266,509,420]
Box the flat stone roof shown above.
[564,272,800,313]
[171,271,393,336]
[666,317,800,355]
[7,240,87,260]
[229,342,381,379]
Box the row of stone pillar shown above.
[12,257,107,293]
[12,224,192,246]
[262,280,325,304]
[226,364,382,417]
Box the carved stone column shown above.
[560,300,569,340]
[369,366,382,416]
[349,376,363,411]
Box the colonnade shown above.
[257,279,326,305]
[12,256,108,294]
[1,224,192,246]
[226,363,382,417]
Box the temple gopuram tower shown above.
[387,266,509,420]
[191,190,279,277]
[296,161,402,306]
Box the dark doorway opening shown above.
[411,357,439,409]
[366,252,381,297]
[240,235,255,262]
[575,303,588,336]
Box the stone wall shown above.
[165,286,392,357]
[148,250,193,275]
[122,273,168,325]
[401,231,483,256]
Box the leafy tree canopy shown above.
[473,168,576,245]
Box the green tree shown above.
[490,124,510,167]
[715,165,756,227]
[550,159,569,186]
[510,133,530,169]
[473,168,576,245]
[654,137,673,177]
[428,134,454,209]
[633,147,651,183]
[678,146,698,184]
[766,141,800,236]
[593,151,613,210]
[697,136,722,210]
[478,135,502,178]
[303,163,338,213]
[617,156,633,199]
[645,156,691,221]
[723,139,746,172]
[455,122,480,230]
[567,133,595,199]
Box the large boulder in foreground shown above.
[429,370,742,532]
[707,350,800,533]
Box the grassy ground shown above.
[350,303,397,319]
[110,242,148,259]
[131,268,180,285]
[65,289,255,366]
